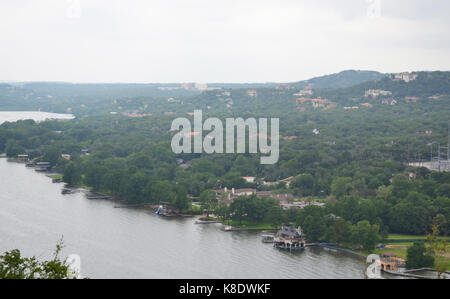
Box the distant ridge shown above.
[291,70,387,89]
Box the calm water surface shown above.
[0,111,74,125]
[0,158,370,278]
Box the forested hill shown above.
[186,71,449,116]
[315,71,450,105]
[0,71,447,116]
[291,70,387,89]
[0,82,201,114]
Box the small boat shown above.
[261,234,275,243]
[61,188,74,195]
[223,225,233,231]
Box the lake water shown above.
[0,111,74,125]
[0,158,371,279]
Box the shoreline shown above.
[5,159,448,279]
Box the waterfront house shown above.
[273,225,306,251]
[379,252,405,271]
[157,202,180,217]
[17,154,29,162]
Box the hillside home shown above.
[365,89,392,98]
[246,89,258,97]
[382,98,398,106]
[392,72,418,83]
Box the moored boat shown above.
[261,234,275,243]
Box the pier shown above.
[384,268,450,279]
[85,191,113,200]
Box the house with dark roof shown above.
[273,225,306,251]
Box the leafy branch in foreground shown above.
[0,237,84,279]
[427,221,448,279]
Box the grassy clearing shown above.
[387,234,427,240]
[345,237,450,270]
[387,234,449,241]
[384,241,450,269]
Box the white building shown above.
[392,72,418,83]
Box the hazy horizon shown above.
[2,69,450,85]
[1,1,449,83]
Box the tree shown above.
[174,186,190,211]
[389,203,431,235]
[266,206,284,227]
[326,218,352,244]
[42,146,62,167]
[5,139,24,158]
[277,181,287,190]
[406,242,434,269]
[63,162,81,186]
[199,190,218,218]
[291,174,315,196]
[303,215,326,242]
[436,184,450,198]
[0,239,82,279]
[426,224,448,278]
[214,204,230,222]
[151,180,175,204]
[84,164,107,191]
[222,171,247,189]
[331,177,353,199]
[391,174,412,199]
[350,220,380,251]
[122,172,152,203]
[102,169,124,196]
[229,196,249,225]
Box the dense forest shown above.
[1,71,449,250]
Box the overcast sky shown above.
[1,0,449,83]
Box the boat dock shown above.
[384,268,450,279]
[273,225,306,251]
[86,191,112,200]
